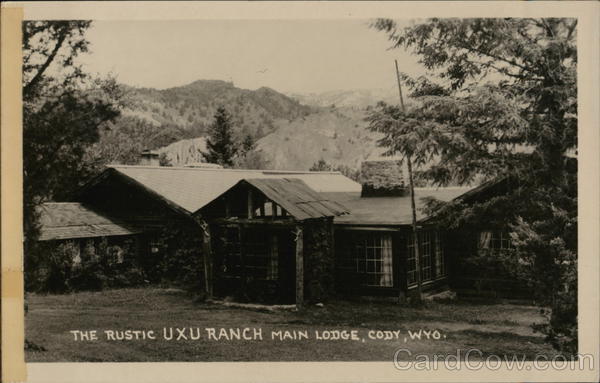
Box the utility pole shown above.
[395,59,423,303]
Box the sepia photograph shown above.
[3,2,598,381]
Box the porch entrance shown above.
[213,225,296,304]
[198,177,348,305]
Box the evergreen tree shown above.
[204,107,238,167]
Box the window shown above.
[407,236,417,286]
[149,239,161,254]
[254,201,288,218]
[355,234,393,287]
[407,230,440,286]
[434,232,446,278]
[110,245,125,264]
[479,230,513,251]
[221,228,279,281]
[420,231,432,282]
[65,240,82,266]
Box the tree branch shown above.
[23,25,69,99]
[566,19,577,40]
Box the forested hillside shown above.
[88,79,388,170]
[88,80,315,166]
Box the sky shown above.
[79,19,425,94]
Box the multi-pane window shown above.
[420,231,432,281]
[407,230,445,287]
[355,234,393,287]
[220,227,279,281]
[434,232,446,277]
[406,237,417,286]
[241,229,271,279]
[479,230,513,251]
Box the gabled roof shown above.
[37,203,139,241]
[323,187,473,226]
[241,178,349,220]
[106,165,361,214]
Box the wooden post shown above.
[199,220,213,299]
[294,225,304,306]
[407,157,423,302]
[395,59,422,303]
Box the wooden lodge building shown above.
[37,159,518,304]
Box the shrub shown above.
[43,241,78,293]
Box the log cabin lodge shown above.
[36,156,518,304]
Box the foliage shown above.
[458,247,530,298]
[30,238,144,293]
[39,241,77,293]
[371,18,577,353]
[158,153,172,167]
[232,149,270,170]
[231,134,270,170]
[23,21,123,289]
[309,159,333,171]
[23,21,91,102]
[204,107,239,167]
[142,221,205,290]
[84,117,200,168]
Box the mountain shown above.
[92,80,315,166]
[288,87,399,109]
[255,107,386,170]
[153,106,386,170]
[121,80,314,139]
[94,79,397,172]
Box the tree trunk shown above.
[407,155,423,303]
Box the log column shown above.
[199,220,213,298]
[295,225,304,306]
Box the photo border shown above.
[2,1,598,382]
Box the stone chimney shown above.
[360,160,407,197]
[140,149,160,166]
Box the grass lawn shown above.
[25,287,560,362]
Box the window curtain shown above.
[379,235,393,287]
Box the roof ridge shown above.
[413,186,475,190]
[41,202,84,205]
[108,164,342,175]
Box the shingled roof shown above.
[105,165,360,214]
[37,203,138,241]
[323,187,473,226]
[241,178,349,220]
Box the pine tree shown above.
[204,107,238,167]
